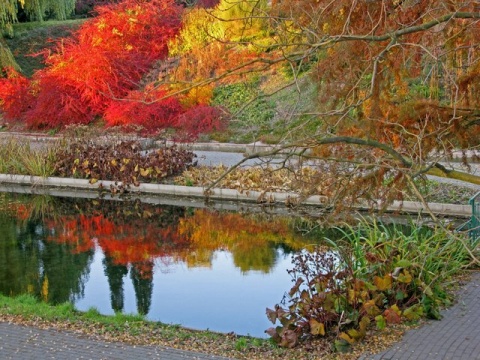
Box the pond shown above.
[0,191,327,338]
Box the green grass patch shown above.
[0,292,212,340]
[5,19,85,76]
[209,75,321,144]
[10,19,86,36]
[0,293,295,359]
[0,139,58,177]
[0,293,76,320]
[211,80,276,143]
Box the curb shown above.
[0,173,327,204]
[0,174,472,217]
[165,141,277,154]
[384,200,471,217]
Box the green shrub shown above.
[266,220,476,350]
[212,81,275,142]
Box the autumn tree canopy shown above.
[205,0,480,206]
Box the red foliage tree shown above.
[0,68,34,121]
[175,104,224,140]
[103,87,224,138]
[103,89,185,131]
[24,73,95,127]
[28,0,183,127]
[0,0,224,136]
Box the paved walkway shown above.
[0,322,235,360]
[2,272,480,360]
[360,271,480,360]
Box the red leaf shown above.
[384,308,402,324]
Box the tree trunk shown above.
[0,36,21,74]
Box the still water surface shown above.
[0,192,321,337]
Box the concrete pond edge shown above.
[0,173,472,217]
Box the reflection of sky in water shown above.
[76,248,292,337]
[0,193,310,338]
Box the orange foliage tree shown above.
[207,1,480,208]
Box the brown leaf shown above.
[288,278,304,297]
[266,308,277,324]
[309,318,325,336]
[374,274,392,291]
[280,329,298,348]
[265,327,280,340]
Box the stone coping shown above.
[0,174,472,217]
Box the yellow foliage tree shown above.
[166,0,274,98]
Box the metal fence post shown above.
[469,191,480,241]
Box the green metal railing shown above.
[456,191,480,241]
[469,191,480,241]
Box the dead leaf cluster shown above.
[176,165,334,198]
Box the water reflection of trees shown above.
[103,256,128,312]
[131,263,153,315]
[1,193,320,316]
[45,198,188,314]
[0,200,93,305]
[178,210,313,273]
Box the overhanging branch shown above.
[316,12,480,44]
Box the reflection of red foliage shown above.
[45,215,97,254]
[45,213,190,278]
[132,261,154,279]
[7,203,31,221]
